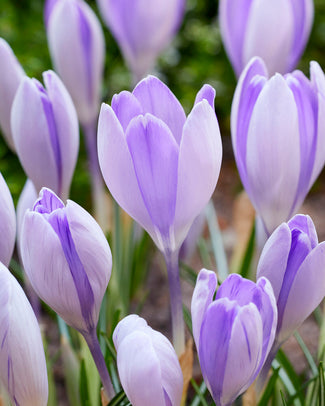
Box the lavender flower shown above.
[0,173,16,267]
[191,269,277,406]
[96,0,186,82]
[0,262,48,406]
[113,315,183,406]
[219,0,314,77]
[11,70,79,200]
[231,57,325,235]
[20,188,115,399]
[0,38,25,150]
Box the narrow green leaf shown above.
[183,304,193,336]
[190,379,208,406]
[294,331,318,375]
[257,367,280,406]
[237,221,255,278]
[79,359,91,406]
[319,362,325,406]
[197,237,213,269]
[180,261,198,286]
[280,390,288,406]
[107,389,128,406]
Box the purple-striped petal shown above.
[288,214,318,248]
[0,173,16,267]
[111,91,143,132]
[194,84,216,109]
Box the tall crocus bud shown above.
[257,214,325,385]
[113,315,183,406]
[191,269,277,406]
[0,38,25,150]
[46,0,105,126]
[0,262,48,406]
[0,173,16,267]
[231,57,325,236]
[11,70,79,200]
[98,76,222,354]
[219,0,314,77]
[96,0,186,82]
[20,188,115,399]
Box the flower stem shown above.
[164,249,185,356]
[83,329,115,401]
[256,344,279,394]
[82,121,107,230]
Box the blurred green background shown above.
[1,0,325,207]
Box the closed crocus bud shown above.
[191,269,277,406]
[219,0,314,77]
[96,0,186,82]
[0,173,16,267]
[0,38,25,150]
[113,314,183,406]
[11,70,79,200]
[231,57,325,235]
[46,0,105,126]
[0,262,48,406]
[98,76,222,254]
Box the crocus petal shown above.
[288,214,318,248]
[111,91,143,131]
[194,84,216,109]
[0,173,16,267]
[279,241,325,344]
[0,263,48,406]
[0,38,25,150]
[191,269,217,350]
[126,113,179,246]
[133,76,186,144]
[245,74,300,234]
[17,179,38,250]
[113,314,148,350]
[174,100,222,248]
[117,331,166,406]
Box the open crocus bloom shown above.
[231,57,325,235]
[98,75,222,254]
[191,270,277,406]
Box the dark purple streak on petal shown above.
[78,3,93,104]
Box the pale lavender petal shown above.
[288,214,318,248]
[113,314,148,350]
[0,174,16,267]
[194,84,215,109]
[174,100,222,249]
[0,38,25,150]
[126,114,179,244]
[191,269,217,350]
[219,0,254,76]
[116,330,166,406]
[245,74,300,234]
[111,91,143,131]
[0,263,48,406]
[133,76,186,144]
[279,241,325,344]
[44,0,59,26]
[243,0,294,75]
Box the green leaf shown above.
[183,304,193,336]
[79,359,91,406]
[319,362,325,406]
[190,379,209,406]
[294,331,318,376]
[238,221,255,278]
[107,389,128,406]
[257,367,280,406]
[180,261,198,286]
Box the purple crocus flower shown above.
[219,0,314,77]
[231,57,325,235]
[20,187,115,399]
[11,70,79,200]
[113,314,183,406]
[257,214,325,384]
[46,0,105,126]
[0,173,16,267]
[96,0,186,82]
[0,38,25,150]
[191,269,277,406]
[0,262,48,406]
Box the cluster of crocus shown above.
[191,269,277,406]
[11,70,79,200]
[113,315,183,406]
[20,188,115,399]
[219,0,314,77]
[98,75,222,354]
[97,0,186,82]
[231,57,325,235]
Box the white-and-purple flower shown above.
[191,269,277,406]
[0,173,16,267]
[231,57,325,235]
[219,0,314,77]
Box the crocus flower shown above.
[231,57,325,235]
[257,214,325,384]
[0,262,48,406]
[98,76,222,355]
[46,0,105,126]
[11,70,79,200]
[113,314,183,406]
[191,269,277,406]
[0,173,16,267]
[0,38,25,150]
[20,187,115,399]
[96,0,186,82]
[219,0,314,77]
